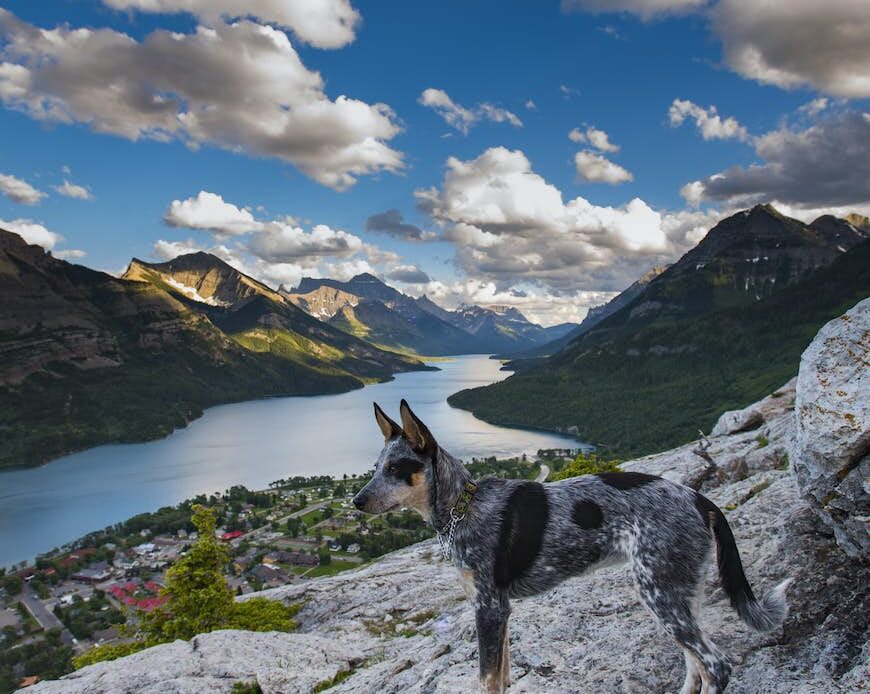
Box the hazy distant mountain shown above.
[288,274,577,356]
[0,238,426,468]
[450,205,870,457]
[506,266,667,361]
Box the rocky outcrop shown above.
[791,297,870,557]
[28,356,869,693]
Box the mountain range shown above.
[449,205,870,456]
[0,238,427,467]
[3,203,867,467]
[283,273,575,355]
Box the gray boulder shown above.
[791,297,870,558]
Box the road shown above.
[20,585,77,648]
[535,464,550,482]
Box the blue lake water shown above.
[0,355,580,567]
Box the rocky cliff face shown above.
[27,305,868,693]
[791,297,869,557]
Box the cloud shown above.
[574,151,634,184]
[410,278,621,326]
[415,147,688,294]
[562,0,870,98]
[364,209,428,240]
[525,99,537,110]
[568,125,620,152]
[0,172,45,205]
[247,222,363,262]
[668,99,749,141]
[101,0,361,49]
[681,111,870,208]
[419,88,522,134]
[53,179,94,200]
[164,191,262,235]
[386,265,431,284]
[0,218,62,249]
[712,0,870,98]
[0,10,403,190]
[799,98,830,117]
[561,0,706,20]
[54,248,87,260]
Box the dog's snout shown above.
[352,493,367,510]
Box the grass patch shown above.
[311,666,355,692]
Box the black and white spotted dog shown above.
[353,401,791,693]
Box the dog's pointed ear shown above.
[399,399,436,454]
[374,402,402,441]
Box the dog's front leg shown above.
[475,591,511,693]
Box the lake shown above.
[0,355,581,567]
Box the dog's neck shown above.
[428,446,474,530]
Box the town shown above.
[0,450,585,691]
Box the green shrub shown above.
[551,452,622,480]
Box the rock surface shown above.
[26,315,869,693]
[791,297,870,558]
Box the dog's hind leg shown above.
[631,538,731,692]
[680,650,702,694]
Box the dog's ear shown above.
[399,399,436,454]
[374,402,402,441]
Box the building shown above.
[72,561,112,584]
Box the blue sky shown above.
[0,0,867,324]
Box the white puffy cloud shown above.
[561,0,706,20]
[153,238,205,260]
[53,179,93,200]
[419,88,522,135]
[416,147,690,293]
[563,0,870,98]
[164,191,262,235]
[100,0,360,49]
[712,0,870,98]
[569,126,620,152]
[575,151,634,184]
[668,99,749,141]
[54,249,87,260]
[0,172,45,205]
[0,10,403,190]
[409,278,621,326]
[681,111,870,208]
[0,218,62,249]
[247,222,363,263]
[799,98,830,117]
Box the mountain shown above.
[123,256,426,380]
[414,296,574,353]
[504,266,667,361]
[288,274,576,356]
[0,235,427,468]
[279,285,359,320]
[449,206,870,457]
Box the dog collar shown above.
[451,480,478,520]
[435,480,477,561]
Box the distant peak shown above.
[349,272,382,283]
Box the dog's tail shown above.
[696,493,792,631]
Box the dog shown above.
[353,400,791,693]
